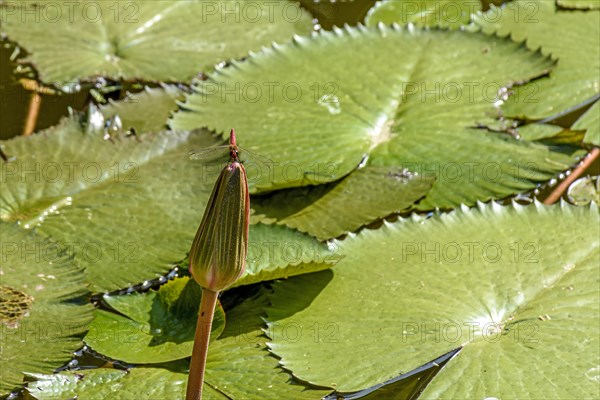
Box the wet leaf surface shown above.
[0,223,94,395]
[265,202,599,397]
[0,0,313,87]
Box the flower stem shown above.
[186,288,219,400]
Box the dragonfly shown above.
[189,129,278,186]
[189,128,273,164]
[189,129,338,186]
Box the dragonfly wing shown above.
[189,145,229,161]
[237,146,275,167]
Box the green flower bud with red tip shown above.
[189,129,250,292]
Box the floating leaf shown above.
[0,0,313,87]
[517,124,585,147]
[26,361,225,400]
[473,0,600,121]
[0,222,94,395]
[365,0,480,28]
[568,176,599,206]
[0,117,217,291]
[100,85,184,133]
[234,223,336,287]
[557,0,600,9]
[0,117,332,292]
[516,123,563,141]
[85,277,225,364]
[265,202,599,397]
[572,101,600,146]
[252,166,434,240]
[171,24,579,211]
[33,290,331,399]
[204,289,331,399]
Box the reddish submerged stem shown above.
[186,288,219,400]
[543,147,600,205]
[23,91,41,136]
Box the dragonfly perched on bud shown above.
[188,131,273,171]
[188,130,280,193]
[189,128,250,292]
[189,131,338,189]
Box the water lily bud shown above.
[189,132,250,292]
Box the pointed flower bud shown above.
[189,129,250,292]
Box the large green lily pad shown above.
[365,0,480,28]
[0,0,313,88]
[171,24,579,212]
[31,290,331,399]
[0,117,218,292]
[0,117,335,292]
[252,166,434,240]
[265,201,599,397]
[0,222,94,395]
[473,0,600,121]
[85,277,226,364]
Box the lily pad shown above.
[37,290,331,399]
[204,289,331,399]
[516,123,563,141]
[171,24,579,211]
[0,222,94,395]
[473,0,600,121]
[0,0,313,88]
[0,116,219,292]
[567,176,600,206]
[26,361,225,400]
[84,277,225,364]
[0,116,333,292]
[516,124,585,147]
[234,223,337,287]
[572,101,600,146]
[100,85,184,133]
[252,166,434,240]
[557,0,600,9]
[265,201,599,397]
[365,0,480,28]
